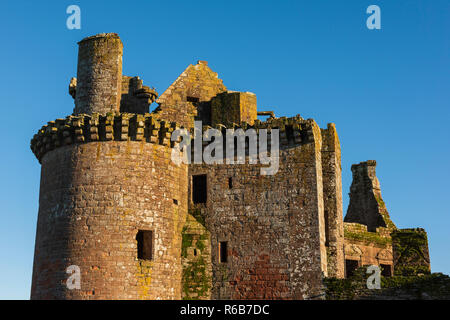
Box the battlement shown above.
[30,113,180,162]
[195,115,318,147]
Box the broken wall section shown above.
[321,123,345,278]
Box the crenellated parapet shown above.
[30,113,181,162]
[197,115,320,148]
[30,112,326,165]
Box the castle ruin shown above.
[30,33,430,300]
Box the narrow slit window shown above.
[136,230,153,261]
[228,177,233,189]
[193,174,207,204]
[219,241,228,263]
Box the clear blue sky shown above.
[0,0,448,299]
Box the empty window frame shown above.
[136,230,153,261]
[380,264,392,277]
[193,174,207,204]
[345,259,359,278]
[219,241,228,263]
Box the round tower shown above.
[73,33,123,115]
[30,34,187,299]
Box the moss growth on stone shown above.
[189,208,206,227]
[344,229,392,247]
[324,266,450,300]
[182,256,211,300]
[392,229,430,276]
[181,226,211,300]
[374,194,396,230]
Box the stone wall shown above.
[120,76,158,114]
[344,222,393,276]
[321,123,344,278]
[188,117,329,299]
[30,115,188,300]
[392,228,431,276]
[181,214,212,300]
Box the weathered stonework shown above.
[120,76,158,114]
[342,160,430,279]
[73,33,123,115]
[211,91,257,127]
[181,214,212,300]
[321,123,344,278]
[153,60,227,127]
[30,33,432,300]
[188,117,328,299]
[392,228,431,276]
[31,139,188,299]
[344,160,395,232]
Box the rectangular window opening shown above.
[228,177,233,189]
[345,259,359,278]
[136,230,153,261]
[193,174,207,204]
[380,264,392,277]
[219,241,228,263]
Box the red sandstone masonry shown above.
[189,119,328,300]
[31,141,187,299]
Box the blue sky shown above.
[0,1,448,299]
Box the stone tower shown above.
[30,33,187,299]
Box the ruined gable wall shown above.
[154,61,227,128]
[344,160,395,232]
